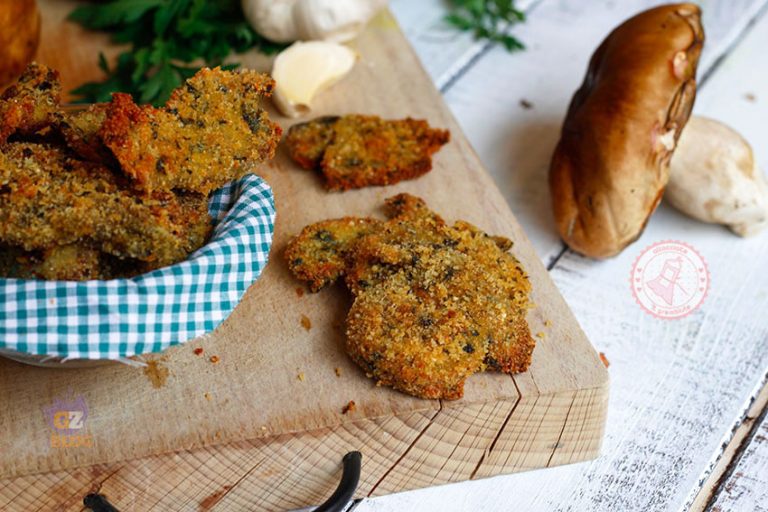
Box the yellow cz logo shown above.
[43,394,93,448]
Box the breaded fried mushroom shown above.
[285,115,450,191]
[100,67,282,194]
[285,194,534,400]
[285,217,381,292]
[0,62,60,142]
[0,143,212,266]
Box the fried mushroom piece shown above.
[285,217,381,292]
[55,104,113,164]
[285,115,450,191]
[100,67,282,195]
[285,194,534,400]
[0,243,157,280]
[0,62,60,142]
[0,143,212,266]
[345,196,534,398]
[284,115,340,169]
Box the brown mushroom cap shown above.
[549,3,704,258]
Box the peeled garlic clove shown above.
[271,41,356,117]
[666,116,768,237]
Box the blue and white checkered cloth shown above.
[0,174,275,360]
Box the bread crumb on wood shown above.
[342,400,356,414]
[599,352,610,368]
[300,314,312,331]
[193,347,204,356]
[535,331,546,339]
[209,355,220,364]
[297,372,305,381]
[204,392,212,401]
[334,367,342,377]
[295,286,305,298]
[544,319,552,327]
[143,360,170,389]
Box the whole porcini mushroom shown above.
[242,0,387,43]
[667,116,768,237]
[549,4,704,258]
[0,0,41,89]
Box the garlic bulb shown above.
[242,0,387,43]
[666,116,768,237]
[271,41,357,117]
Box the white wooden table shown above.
[341,1,768,511]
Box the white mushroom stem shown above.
[666,116,768,237]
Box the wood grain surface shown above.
[0,2,608,510]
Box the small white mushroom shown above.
[242,0,387,43]
[666,116,768,236]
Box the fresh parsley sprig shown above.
[445,0,526,51]
[68,0,285,106]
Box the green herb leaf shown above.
[445,0,526,53]
[69,0,287,106]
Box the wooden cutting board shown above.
[0,2,608,510]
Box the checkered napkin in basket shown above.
[0,174,275,360]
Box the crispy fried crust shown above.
[284,115,339,170]
[0,62,60,142]
[285,194,534,400]
[100,68,282,194]
[0,143,212,266]
[285,115,450,191]
[0,243,154,281]
[285,217,381,292]
[56,104,113,164]
[0,64,282,281]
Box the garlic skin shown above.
[242,0,387,43]
[271,41,356,117]
[666,116,768,237]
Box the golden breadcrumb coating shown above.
[0,143,211,266]
[100,67,281,194]
[285,115,449,191]
[0,62,60,142]
[56,103,112,164]
[285,217,381,292]
[285,194,534,400]
[0,64,283,281]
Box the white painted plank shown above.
[708,405,768,512]
[439,0,768,262]
[355,2,768,512]
[389,0,485,89]
[389,0,537,90]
